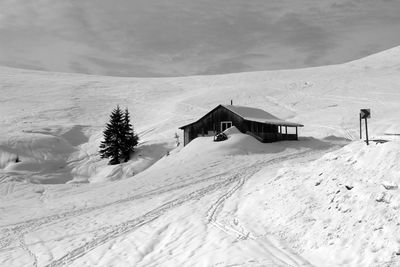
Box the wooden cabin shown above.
[179,104,303,146]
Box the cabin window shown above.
[221,121,232,131]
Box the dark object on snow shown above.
[345,185,354,190]
[381,182,398,190]
[179,104,303,146]
[99,106,139,165]
[15,156,20,163]
[372,139,389,144]
[214,132,228,142]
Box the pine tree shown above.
[99,106,125,165]
[122,108,139,162]
[99,106,139,165]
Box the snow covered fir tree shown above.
[99,106,139,165]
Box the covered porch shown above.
[245,120,300,143]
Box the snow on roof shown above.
[179,104,303,129]
[222,105,303,127]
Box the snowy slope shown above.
[1,46,400,266]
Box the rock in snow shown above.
[382,181,398,190]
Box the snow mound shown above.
[0,147,19,169]
[236,140,400,266]
[179,132,277,158]
[178,130,337,161]
[0,121,173,184]
[223,125,242,136]
[1,131,76,183]
[321,140,400,183]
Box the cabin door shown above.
[221,121,232,132]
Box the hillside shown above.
[1,46,400,266]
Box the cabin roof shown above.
[222,105,303,127]
[179,104,303,129]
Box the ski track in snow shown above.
[45,173,246,266]
[0,175,8,184]
[2,47,400,266]
[206,149,325,267]
[0,173,222,250]
[0,146,334,266]
[19,235,38,267]
[0,180,16,197]
[0,164,248,264]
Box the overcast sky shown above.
[1,0,400,77]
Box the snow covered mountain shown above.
[1,46,400,266]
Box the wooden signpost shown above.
[360,109,371,145]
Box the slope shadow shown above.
[3,125,91,184]
[61,125,89,146]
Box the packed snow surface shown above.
[1,46,400,266]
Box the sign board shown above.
[360,109,371,119]
[359,108,371,145]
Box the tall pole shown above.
[359,113,362,139]
[365,117,369,145]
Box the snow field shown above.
[1,130,342,266]
[1,46,400,266]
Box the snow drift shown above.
[1,46,400,266]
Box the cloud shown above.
[0,0,400,76]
